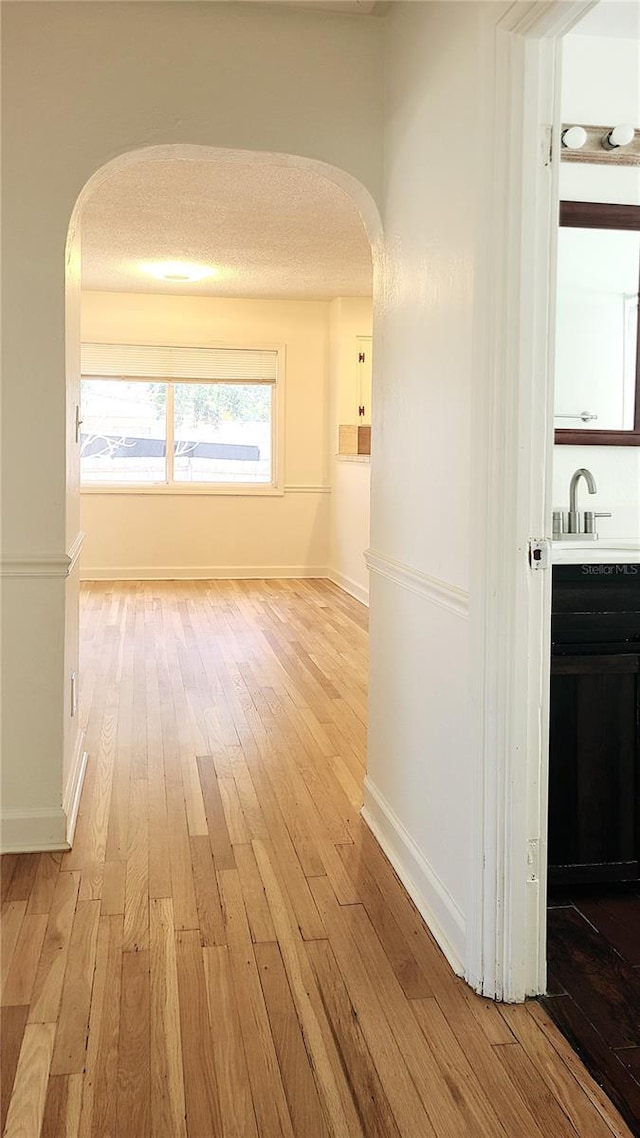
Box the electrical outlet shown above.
[70,671,77,717]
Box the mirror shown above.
[554,201,640,445]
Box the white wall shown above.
[562,31,639,125]
[328,298,372,603]
[82,290,376,595]
[80,291,331,578]
[0,0,537,992]
[0,0,383,852]
[554,32,640,542]
[554,443,640,539]
[364,0,508,972]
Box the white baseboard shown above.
[361,775,465,977]
[81,564,329,581]
[82,565,372,606]
[1,730,89,854]
[0,806,69,854]
[326,568,369,606]
[63,729,88,846]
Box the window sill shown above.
[81,484,285,497]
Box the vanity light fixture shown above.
[561,125,587,150]
[140,260,219,283]
[602,124,635,151]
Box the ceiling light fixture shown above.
[140,260,219,283]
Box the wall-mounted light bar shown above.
[561,123,640,166]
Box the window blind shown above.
[81,343,278,384]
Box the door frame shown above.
[469,0,597,1001]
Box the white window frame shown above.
[80,342,286,496]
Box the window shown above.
[81,380,167,484]
[80,344,278,488]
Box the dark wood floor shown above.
[542,885,640,1136]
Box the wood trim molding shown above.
[0,532,86,579]
[81,485,286,497]
[559,201,640,231]
[364,549,469,619]
[0,555,71,579]
[283,484,331,494]
[561,124,640,168]
[326,569,369,607]
[555,200,640,447]
[362,776,465,976]
[467,4,555,1002]
[67,531,86,574]
[63,729,88,847]
[81,486,330,496]
[467,0,594,1002]
[0,806,69,854]
[80,564,330,581]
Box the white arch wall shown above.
[365,0,513,976]
[0,1,384,851]
[1,0,554,997]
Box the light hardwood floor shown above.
[1,579,633,1138]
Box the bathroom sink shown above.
[552,541,640,565]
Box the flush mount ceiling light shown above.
[140,260,219,283]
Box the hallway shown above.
[0,580,632,1137]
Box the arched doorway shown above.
[63,141,382,890]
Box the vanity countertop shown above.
[552,541,640,565]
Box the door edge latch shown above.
[529,538,551,571]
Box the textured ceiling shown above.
[81,159,373,300]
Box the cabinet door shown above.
[356,336,372,426]
[548,653,640,883]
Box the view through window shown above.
[80,346,276,486]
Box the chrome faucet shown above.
[552,467,611,541]
[568,467,597,533]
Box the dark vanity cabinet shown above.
[548,565,640,884]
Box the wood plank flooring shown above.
[0,579,634,1137]
[542,886,640,1136]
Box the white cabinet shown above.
[338,336,372,456]
[356,336,372,426]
